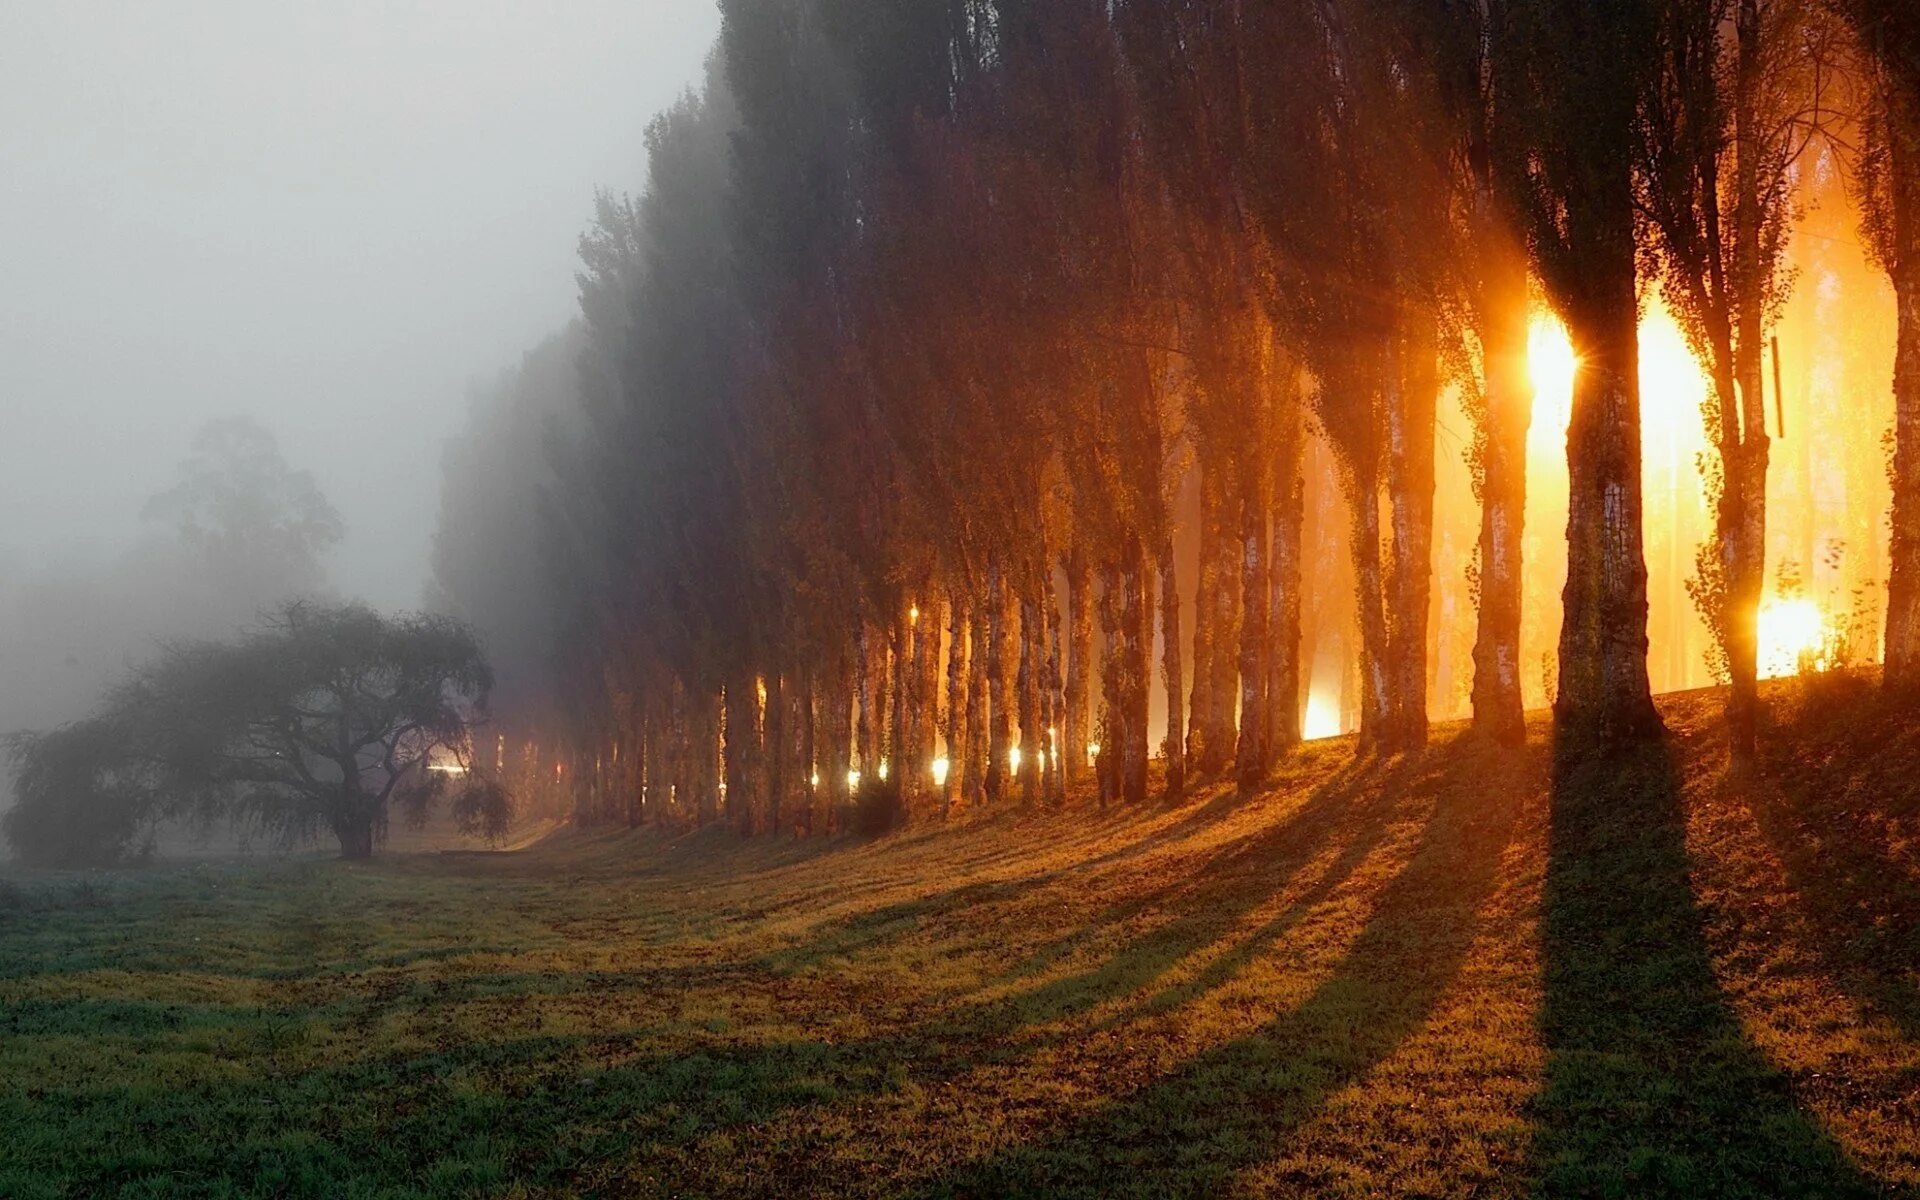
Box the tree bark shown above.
[1471,251,1532,746]
[1065,548,1093,787]
[1884,80,1920,685]
[1347,455,1393,749]
[1267,379,1305,753]
[944,595,967,814]
[1384,312,1437,753]
[333,805,376,859]
[986,564,1011,803]
[1235,453,1272,789]
[1019,591,1042,803]
[966,599,991,809]
[1158,531,1185,799]
[723,671,754,834]
[1046,579,1068,805]
[1188,462,1221,775]
[916,589,941,808]
[1117,538,1151,804]
[1556,232,1663,746]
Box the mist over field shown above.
[0,1,717,760]
[4,1,1920,1197]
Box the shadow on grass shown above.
[907,736,1529,1198]
[767,756,1370,978]
[1744,690,1920,1042]
[1528,737,1875,1198]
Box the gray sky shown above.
[0,0,719,609]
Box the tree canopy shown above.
[4,602,504,865]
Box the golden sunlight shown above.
[1303,689,1343,740]
[1757,596,1834,680]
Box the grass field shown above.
[2,679,1917,1198]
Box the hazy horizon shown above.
[1,0,720,611]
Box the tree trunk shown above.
[1347,457,1393,749]
[1158,531,1185,799]
[944,595,967,814]
[1019,592,1042,803]
[888,605,908,804]
[1556,233,1662,746]
[1267,379,1305,753]
[1235,454,1272,789]
[966,599,991,809]
[1188,462,1221,775]
[1096,564,1119,808]
[1046,580,1068,805]
[1471,252,1532,746]
[855,624,876,776]
[986,565,1011,803]
[1065,549,1093,787]
[724,671,754,834]
[766,664,787,832]
[1115,538,1151,804]
[1884,80,1920,685]
[1718,0,1771,766]
[916,590,941,809]
[333,805,376,860]
[799,665,816,835]
[824,650,853,831]
[1384,312,1437,753]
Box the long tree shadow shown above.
[768,755,1377,981]
[908,735,1529,1198]
[1528,737,1875,1197]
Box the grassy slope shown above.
[1,679,1916,1199]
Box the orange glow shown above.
[1303,690,1343,741]
[1758,597,1836,679]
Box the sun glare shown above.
[1303,690,1343,740]
[1757,597,1834,680]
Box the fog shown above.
[0,1,717,606]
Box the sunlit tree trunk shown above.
[1267,380,1305,753]
[1199,466,1243,777]
[1119,537,1151,804]
[1883,84,1920,685]
[1188,463,1222,775]
[966,599,991,808]
[1019,590,1042,803]
[1065,548,1093,786]
[1384,313,1437,752]
[855,624,876,777]
[799,665,816,835]
[986,564,1011,803]
[1046,582,1068,805]
[1557,238,1662,745]
[1471,252,1532,746]
[916,588,941,808]
[888,603,909,807]
[766,662,788,831]
[823,652,853,830]
[1158,531,1185,799]
[1347,455,1393,749]
[944,595,967,814]
[1235,448,1272,788]
[1097,565,1119,808]
[723,671,753,833]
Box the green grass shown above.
[2,681,1916,1197]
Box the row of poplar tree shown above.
[437,0,1920,833]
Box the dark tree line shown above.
[435,0,1919,832]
